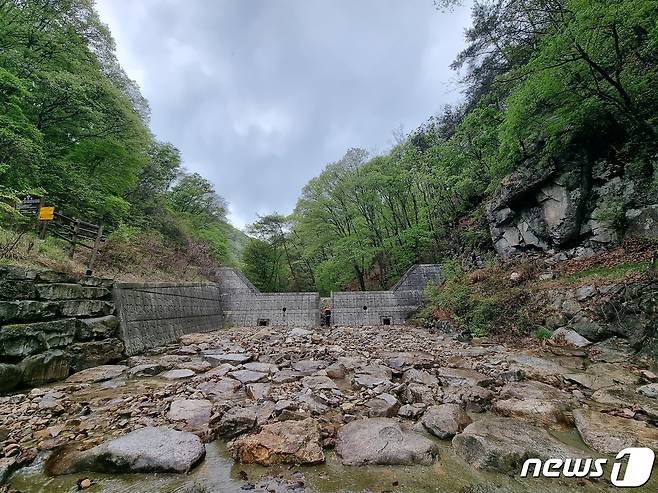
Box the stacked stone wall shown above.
[0,265,119,392]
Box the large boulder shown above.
[19,350,70,386]
[591,386,658,420]
[217,406,258,438]
[492,380,576,427]
[452,416,584,474]
[68,339,124,371]
[168,399,213,434]
[573,409,658,454]
[0,319,76,358]
[46,427,205,475]
[335,418,438,466]
[417,404,472,439]
[486,159,584,258]
[231,418,324,466]
[66,364,128,384]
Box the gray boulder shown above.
[417,404,471,439]
[20,350,70,386]
[452,416,584,473]
[573,409,658,454]
[46,427,205,475]
[335,418,438,466]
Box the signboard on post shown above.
[38,207,55,221]
[16,196,41,215]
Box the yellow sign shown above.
[38,207,54,221]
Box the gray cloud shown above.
[96,0,471,228]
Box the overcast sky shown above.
[96,0,472,229]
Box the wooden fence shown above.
[12,195,106,273]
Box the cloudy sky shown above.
[96,0,472,229]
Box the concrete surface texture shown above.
[114,282,224,355]
[221,292,320,328]
[331,264,443,326]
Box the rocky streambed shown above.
[1,325,657,492]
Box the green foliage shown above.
[534,328,553,341]
[241,0,658,295]
[0,0,237,277]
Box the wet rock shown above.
[46,427,205,475]
[168,399,212,432]
[417,404,471,439]
[232,418,324,466]
[230,369,267,384]
[492,381,576,427]
[335,418,438,466]
[549,328,591,348]
[436,368,491,387]
[573,409,658,454]
[365,393,400,417]
[66,364,128,383]
[452,416,584,473]
[217,406,258,438]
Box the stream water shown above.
[9,436,657,493]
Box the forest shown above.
[1,0,657,293]
[0,0,245,278]
[242,0,658,295]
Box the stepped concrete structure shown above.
[115,264,443,354]
[330,264,443,326]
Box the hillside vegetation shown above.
[0,0,247,278]
[241,0,658,296]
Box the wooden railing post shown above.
[69,219,80,259]
[87,224,104,274]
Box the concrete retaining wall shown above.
[331,264,443,326]
[222,292,320,327]
[331,290,423,326]
[113,282,223,355]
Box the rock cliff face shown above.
[487,153,657,258]
[0,265,120,393]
